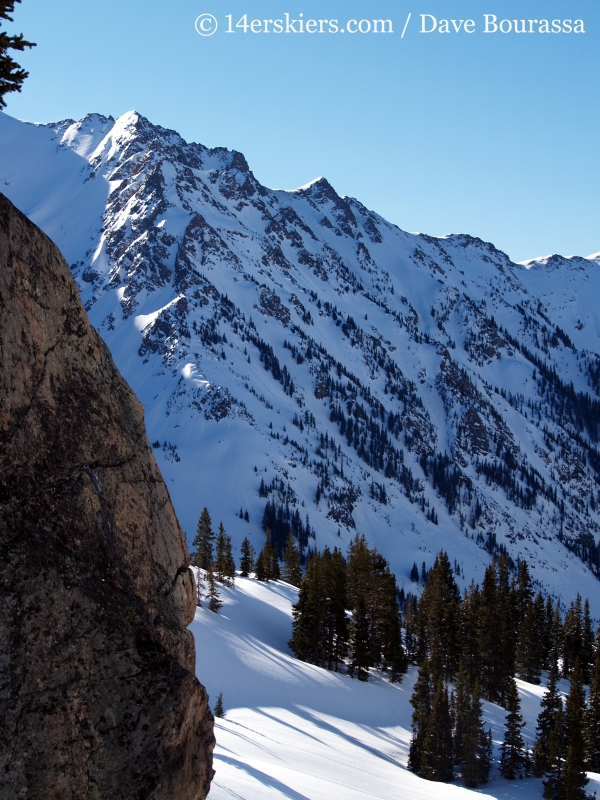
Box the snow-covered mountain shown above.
[1,109,599,606]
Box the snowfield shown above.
[191,575,600,800]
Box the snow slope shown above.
[1,109,600,609]
[191,574,600,800]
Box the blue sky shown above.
[3,0,599,262]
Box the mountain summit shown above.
[1,109,599,603]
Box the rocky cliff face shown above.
[0,193,214,799]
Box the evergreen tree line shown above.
[190,507,236,613]
[289,534,407,682]
[404,553,596,702]
[407,551,598,795]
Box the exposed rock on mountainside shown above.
[0,194,214,799]
[1,110,600,604]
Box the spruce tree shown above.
[543,703,566,800]
[420,677,454,782]
[255,529,278,581]
[0,1,36,109]
[461,679,492,788]
[192,507,215,570]
[563,595,584,678]
[409,656,433,775]
[323,547,349,671]
[378,568,407,681]
[534,658,562,778]
[500,678,526,779]
[460,582,481,683]
[478,563,504,703]
[452,663,470,765]
[289,563,320,662]
[581,599,594,684]
[586,646,600,771]
[282,531,302,587]
[349,591,370,681]
[239,536,255,577]
[194,567,204,607]
[213,692,224,718]
[562,659,589,799]
[416,551,461,681]
[215,522,235,585]
[516,597,543,684]
[207,567,223,613]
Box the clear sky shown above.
[3,0,599,262]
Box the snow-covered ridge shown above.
[1,109,599,608]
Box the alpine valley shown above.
[1,109,599,608]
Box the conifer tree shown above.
[194,567,204,607]
[581,599,594,684]
[513,560,534,627]
[403,594,419,663]
[289,548,348,671]
[452,664,470,765]
[534,658,562,778]
[478,563,504,703]
[543,703,566,800]
[409,656,433,775]
[213,692,224,718]
[349,591,370,681]
[563,595,584,678]
[516,597,543,684]
[377,568,407,681]
[562,659,589,799]
[289,566,320,662]
[0,1,36,109]
[586,646,600,771]
[323,547,349,671]
[207,567,223,613]
[416,551,461,681]
[215,522,235,585]
[459,582,481,683]
[255,529,279,581]
[461,679,492,788]
[282,531,302,587]
[500,678,526,779]
[420,677,454,782]
[239,536,255,577]
[192,507,215,570]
